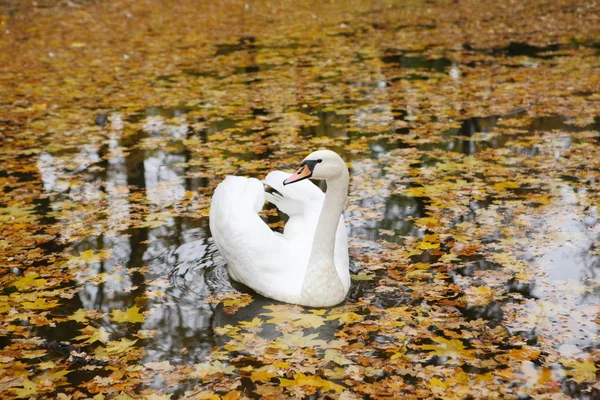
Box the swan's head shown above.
[283,150,347,185]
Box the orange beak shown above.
[283,164,312,185]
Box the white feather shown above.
[209,162,350,306]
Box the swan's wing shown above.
[209,176,303,295]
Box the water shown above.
[1,2,600,398]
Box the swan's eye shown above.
[317,159,322,163]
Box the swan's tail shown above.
[209,176,265,238]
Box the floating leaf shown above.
[111,306,146,323]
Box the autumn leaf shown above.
[74,326,110,344]
[274,332,327,349]
[493,181,520,191]
[12,378,37,398]
[325,311,364,324]
[323,349,354,365]
[111,306,146,323]
[279,372,344,393]
[106,338,138,354]
[250,366,278,383]
[417,241,439,250]
[145,361,175,372]
[0,205,36,223]
[421,337,474,361]
[66,249,112,268]
[465,285,496,306]
[562,359,597,383]
[69,308,88,323]
[22,298,60,310]
[351,272,376,281]
[193,361,235,378]
[261,305,326,329]
[12,273,47,290]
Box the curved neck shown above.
[300,168,349,305]
[309,175,348,263]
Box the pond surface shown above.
[1,0,599,398]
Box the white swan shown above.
[209,150,350,307]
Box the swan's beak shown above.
[283,164,312,185]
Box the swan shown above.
[209,150,350,307]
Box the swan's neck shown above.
[300,169,349,307]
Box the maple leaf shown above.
[279,372,344,393]
[421,336,474,361]
[69,308,88,323]
[417,241,440,250]
[323,349,354,365]
[22,298,60,310]
[325,311,364,324]
[12,378,37,399]
[465,285,496,307]
[239,317,263,329]
[67,249,112,268]
[12,273,47,291]
[111,306,146,323]
[75,326,110,344]
[274,332,327,349]
[143,394,172,400]
[145,361,175,372]
[114,392,136,400]
[106,338,138,354]
[261,305,325,328]
[493,181,520,191]
[250,367,278,382]
[0,205,37,223]
[193,361,235,378]
[562,359,597,383]
[351,272,376,281]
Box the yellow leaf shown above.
[563,359,597,383]
[351,272,376,281]
[22,298,60,310]
[38,360,56,370]
[239,318,263,329]
[12,273,47,290]
[325,311,364,324]
[324,349,353,365]
[493,181,520,191]
[507,348,540,361]
[404,187,428,197]
[145,361,175,372]
[421,337,474,360]
[415,217,442,228]
[193,361,235,378]
[111,306,146,323]
[274,331,327,349]
[12,378,37,398]
[67,249,112,268]
[430,377,447,389]
[0,296,10,314]
[221,391,241,400]
[250,368,278,382]
[106,338,138,354]
[261,305,325,328]
[69,309,88,323]
[465,285,496,307]
[74,326,110,344]
[417,241,439,250]
[144,394,172,400]
[279,372,344,393]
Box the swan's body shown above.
[209,150,350,307]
